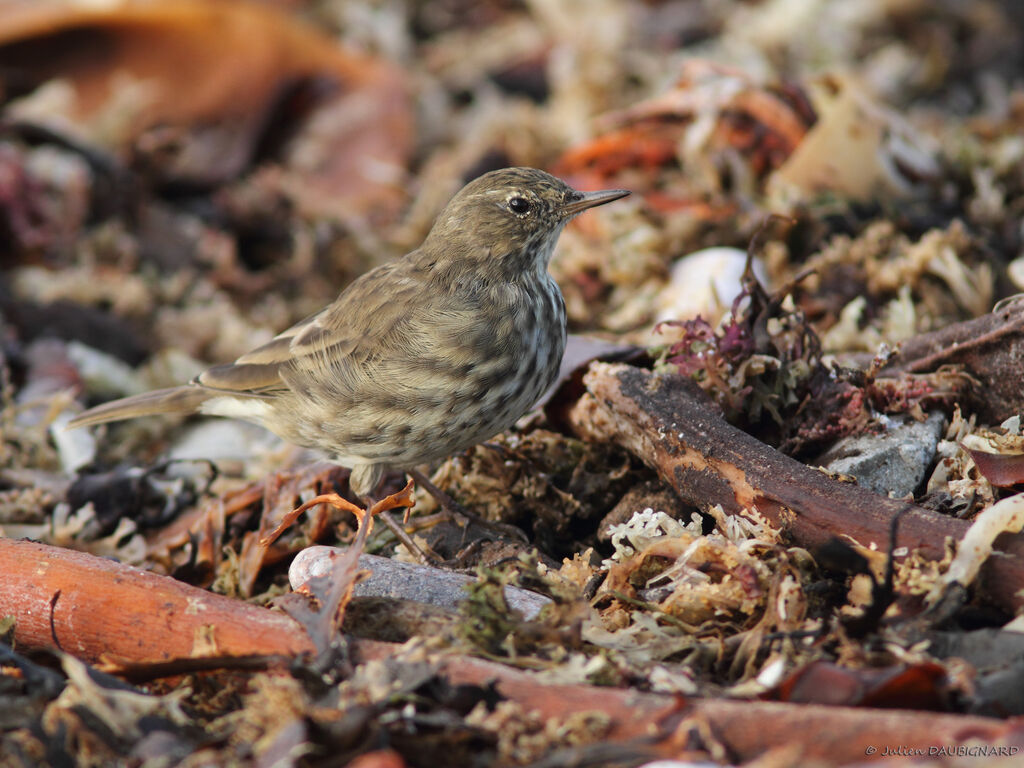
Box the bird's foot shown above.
[261,480,417,549]
[372,507,445,567]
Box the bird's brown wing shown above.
[67,260,434,430]
[284,259,435,384]
[196,258,433,398]
[195,306,329,396]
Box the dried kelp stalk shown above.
[567,363,1024,614]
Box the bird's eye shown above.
[508,196,531,214]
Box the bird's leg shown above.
[407,467,469,518]
[347,463,439,565]
[361,492,442,566]
[406,467,528,543]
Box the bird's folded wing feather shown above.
[195,308,326,395]
[195,260,428,397]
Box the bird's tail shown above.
[66,386,215,429]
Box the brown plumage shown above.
[68,168,629,497]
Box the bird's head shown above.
[419,167,629,280]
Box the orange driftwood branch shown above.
[0,537,314,665]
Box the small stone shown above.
[817,412,947,498]
[289,545,553,620]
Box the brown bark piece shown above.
[0,537,314,665]
[567,362,1024,613]
[882,297,1024,423]
[0,0,412,215]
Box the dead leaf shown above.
[0,0,412,218]
[554,59,815,214]
[769,75,940,202]
[769,660,951,711]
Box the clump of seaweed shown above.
[651,250,970,458]
[653,255,824,441]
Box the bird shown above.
[68,168,629,509]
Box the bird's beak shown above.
[561,188,630,217]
